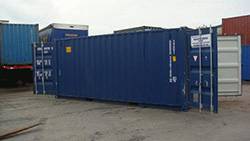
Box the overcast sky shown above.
[0,0,249,35]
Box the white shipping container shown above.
[218,36,241,96]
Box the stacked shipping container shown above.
[222,15,250,80]
[222,15,250,45]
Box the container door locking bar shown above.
[33,43,38,94]
[209,26,214,113]
[198,28,203,112]
[41,42,46,94]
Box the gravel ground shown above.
[0,83,250,141]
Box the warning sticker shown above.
[66,47,72,53]
[193,56,198,62]
[172,56,177,62]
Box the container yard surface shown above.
[0,83,250,141]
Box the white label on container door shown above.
[191,34,211,48]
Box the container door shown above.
[33,42,55,94]
[218,36,241,96]
[189,28,218,113]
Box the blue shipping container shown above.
[242,45,250,80]
[33,42,57,94]
[0,23,38,65]
[39,23,89,43]
[51,28,218,112]
[33,23,89,94]
[242,66,250,80]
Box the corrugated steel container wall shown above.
[218,36,241,96]
[222,15,250,45]
[56,30,188,108]
[53,28,218,112]
[242,45,250,80]
[0,24,38,65]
